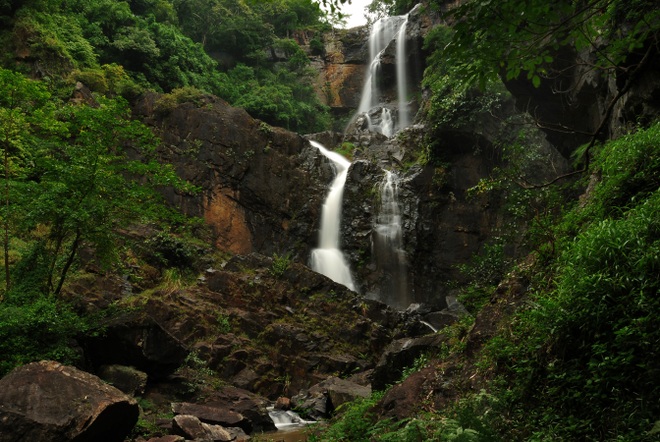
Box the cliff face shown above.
[132,4,659,314]
[132,93,333,260]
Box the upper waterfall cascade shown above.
[356,13,411,136]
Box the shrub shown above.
[0,296,96,375]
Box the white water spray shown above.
[380,108,394,137]
[355,13,411,136]
[357,16,406,116]
[310,140,356,291]
[396,14,410,130]
[372,170,409,308]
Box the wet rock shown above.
[274,396,291,410]
[292,376,371,420]
[172,414,233,441]
[202,386,277,433]
[98,364,148,396]
[133,94,328,261]
[0,361,138,442]
[84,312,188,379]
[172,402,250,433]
[290,389,329,421]
[370,333,449,391]
[146,435,185,442]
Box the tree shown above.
[439,0,659,92]
[427,0,660,184]
[0,69,53,293]
[0,70,188,298]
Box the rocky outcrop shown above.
[97,364,148,396]
[0,361,138,442]
[337,92,571,309]
[133,93,332,262]
[291,376,372,420]
[78,252,418,402]
[312,26,369,115]
[370,333,448,391]
[172,414,245,441]
[200,386,277,433]
[505,41,660,156]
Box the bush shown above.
[481,123,660,440]
[0,296,95,375]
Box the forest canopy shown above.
[0,0,334,132]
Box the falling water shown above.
[380,108,394,137]
[309,140,356,291]
[396,14,410,130]
[355,13,411,136]
[372,170,410,308]
[357,16,406,117]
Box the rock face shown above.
[312,3,431,125]
[0,361,138,442]
[133,93,332,261]
[370,333,448,391]
[313,26,369,114]
[79,252,418,403]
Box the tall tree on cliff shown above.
[0,69,188,299]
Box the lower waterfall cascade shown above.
[309,140,356,291]
[371,170,410,309]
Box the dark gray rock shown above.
[370,333,449,391]
[292,376,371,420]
[0,361,138,442]
[172,414,233,441]
[172,402,250,432]
[98,364,148,396]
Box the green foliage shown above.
[313,389,500,441]
[0,69,191,298]
[420,25,508,164]
[216,312,232,333]
[573,123,660,224]
[432,0,660,91]
[474,123,660,441]
[335,141,357,160]
[1,0,333,132]
[309,391,385,442]
[456,238,510,313]
[400,353,429,381]
[270,252,292,278]
[0,295,100,375]
[12,8,98,74]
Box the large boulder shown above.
[0,361,138,442]
[201,386,277,433]
[171,402,250,433]
[172,414,243,441]
[291,376,371,420]
[370,333,449,391]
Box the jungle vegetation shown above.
[1,0,659,440]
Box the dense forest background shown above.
[1,0,659,441]
[1,0,341,132]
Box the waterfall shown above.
[380,108,393,137]
[355,13,410,136]
[268,407,314,430]
[372,170,410,308]
[396,14,410,130]
[310,140,356,291]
